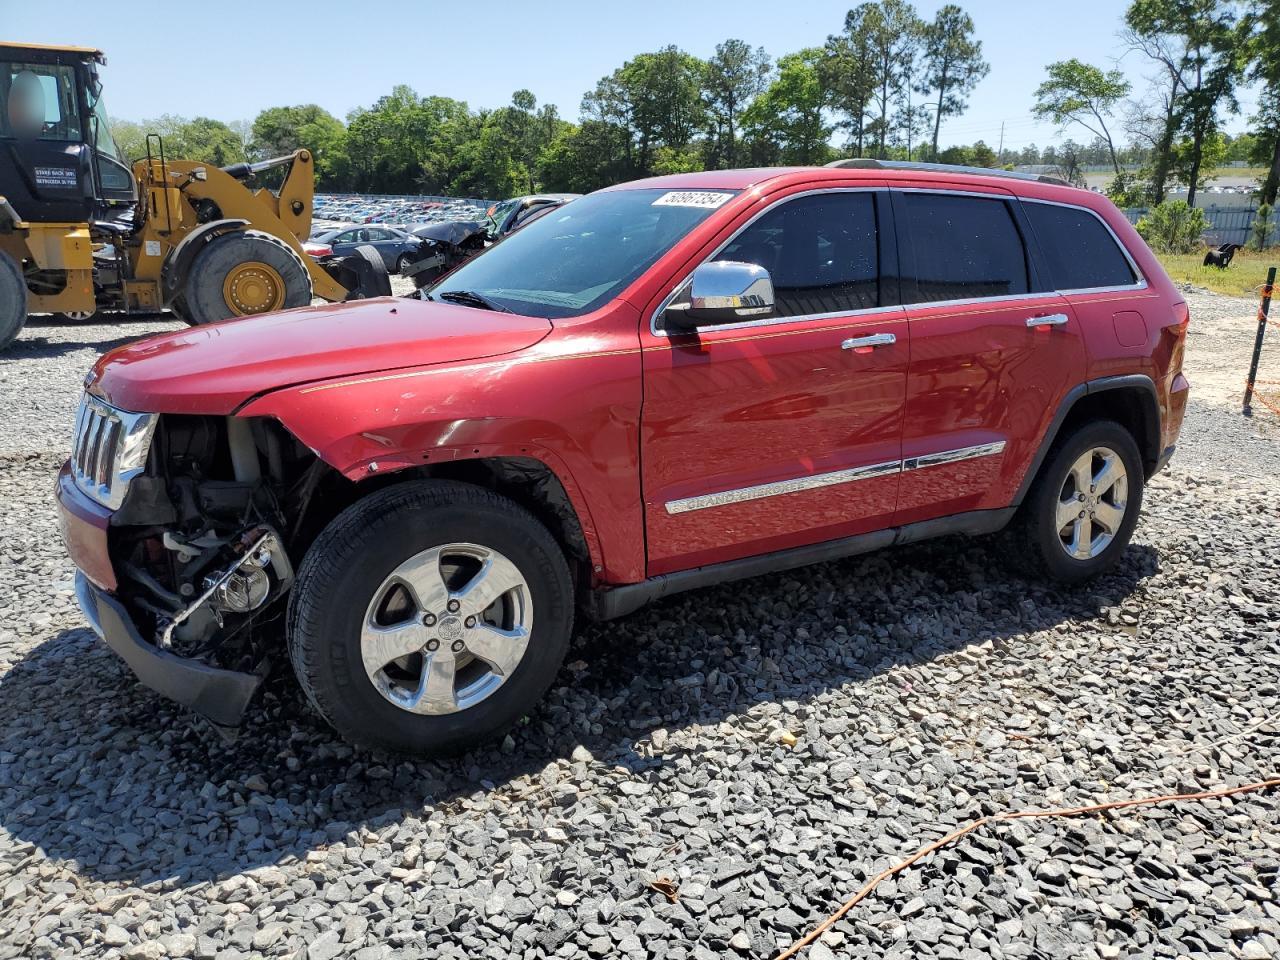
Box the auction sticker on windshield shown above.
[652,191,734,209]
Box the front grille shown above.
[70,395,158,510]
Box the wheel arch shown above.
[1013,374,1161,507]
[240,408,607,597]
[160,218,248,306]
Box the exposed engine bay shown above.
[107,415,326,675]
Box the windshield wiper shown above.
[437,290,512,313]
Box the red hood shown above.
[88,297,552,414]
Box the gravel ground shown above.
[1,289,1278,960]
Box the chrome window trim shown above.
[647,186,1148,342]
[649,186,885,338]
[1020,196,1148,293]
[664,441,1006,515]
[664,459,901,515]
[902,290,1061,311]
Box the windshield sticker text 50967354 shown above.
[651,191,734,210]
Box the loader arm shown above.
[131,150,348,303]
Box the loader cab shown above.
[0,42,135,225]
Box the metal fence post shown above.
[1243,265,1277,416]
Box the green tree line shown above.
[109,0,1279,207]
[1033,0,1279,208]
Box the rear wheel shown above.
[1006,420,1144,583]
[179,230,312,326]
[56,309,98,322]
[287,480,573,756]
[0,251,27,350]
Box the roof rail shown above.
[825,157,1071,187]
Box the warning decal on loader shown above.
[34,167,77,189]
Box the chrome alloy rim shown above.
[1056,446,1129,560]
[361,543,532,715]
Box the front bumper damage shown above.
[59,464,295,726]
[75,572,264,727]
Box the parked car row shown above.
[305,194,582,277]
[313,193,491,226]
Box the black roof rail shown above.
[825,157,1071,187]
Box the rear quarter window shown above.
[1025,202,1137,291]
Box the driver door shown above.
[639,188,909,575]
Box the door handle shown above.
[1026,313,1069,328]
[841,333,897,350]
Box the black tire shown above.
[179,229,312,326]
[287,480,574,756]
[0,251,27,350]
[1005,420,1144,584]
[396,253,414,275]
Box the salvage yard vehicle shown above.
[303,223,425,274]
[404,193,579,286]
[0,42,388,350]
[56,162,1190,755]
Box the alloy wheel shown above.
[361,543,532,715]
[1056,446,1129,560]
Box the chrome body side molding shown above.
[664,459,902,515]
[666,441,1007,514]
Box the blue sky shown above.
[2,0,1257,151]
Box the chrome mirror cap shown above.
[689,260,775,318]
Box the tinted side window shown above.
[901,193,1028,303]
[1025,202,1137,290]
[716,192,879,317]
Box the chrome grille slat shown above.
[69,395,158,511]
[97,419,121,487]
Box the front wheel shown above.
[396,253,414,275]
[1006,420,1144,584]
[179,229,312,325]
[287,480,573,755]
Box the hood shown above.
[89,297,552,415]
[413,220,487,245]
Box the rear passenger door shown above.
[891,187,1086,526]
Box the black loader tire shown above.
[326,244,392,301]
[287,480,574,756]
[179,229,312,326]
[0,251,27,350]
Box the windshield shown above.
[485,198,519,237]
[430,188,738,319]
[87,84,125,164]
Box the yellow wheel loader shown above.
[0,42,389,350]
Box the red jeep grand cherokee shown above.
[56,162,1190,754]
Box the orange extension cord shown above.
[775,777,1280,960]
[1247,380,1280,418]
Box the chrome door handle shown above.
[841,333,897,350]
[1026,313,1069,328]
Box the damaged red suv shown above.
[57,162,1190,755]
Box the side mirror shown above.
[664,260,775,333]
